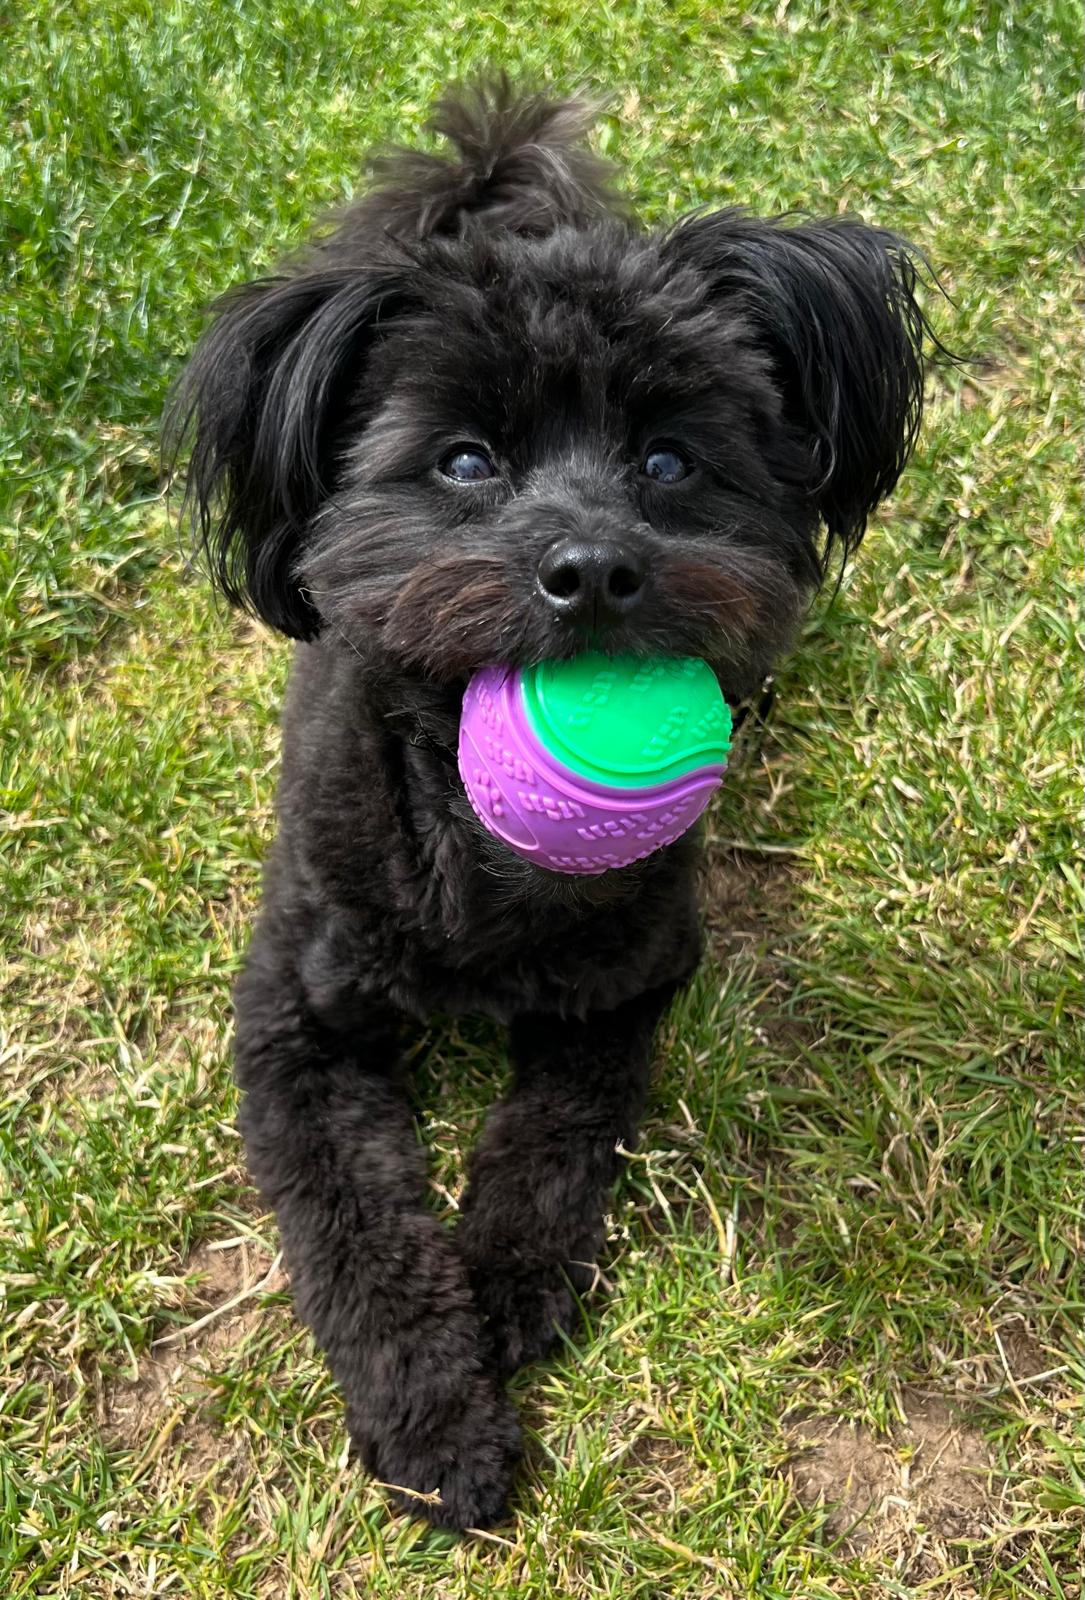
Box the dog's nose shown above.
[536,538,647,625]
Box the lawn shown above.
[2,2,1081,1596]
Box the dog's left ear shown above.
[664,211,934,567]
[165,267,406,640]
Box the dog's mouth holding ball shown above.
[299,476,809,709]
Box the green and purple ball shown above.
[458,654,732,875]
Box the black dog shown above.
[168,79,932,1529]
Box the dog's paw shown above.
[469,1262,586,1376]
[351,1372,521,1531]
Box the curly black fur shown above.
[165,77,936,1529]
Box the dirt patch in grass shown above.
[101,1237,286,1474]
[997,1320,1057,1384]
[619,1427,708,1514]
[788,1389,998,1577]
[700,839,798,964]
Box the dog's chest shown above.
[382,828,702,1023]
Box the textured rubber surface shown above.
[458,661,729,876]
[520,653,732,788]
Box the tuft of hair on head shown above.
[343,73,625,242]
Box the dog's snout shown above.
[537,538,647,624]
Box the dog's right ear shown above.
[663,211,937,573]
[165,268,402,640]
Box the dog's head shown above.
[168,78,933,704]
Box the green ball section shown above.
[520,654,732,789]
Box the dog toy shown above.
[458,654,732,875]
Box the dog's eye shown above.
[641,446,692,484]
[439,447,496,482]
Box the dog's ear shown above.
[664,211,934,568]
[165,268,403,639]
[344,74,623,241]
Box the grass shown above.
[2,1,1081,1595]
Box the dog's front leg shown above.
[232,936,520,1529]
[456,979,683,1375]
